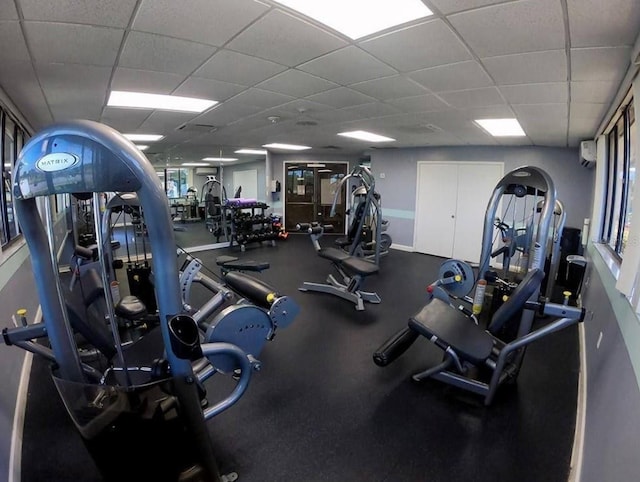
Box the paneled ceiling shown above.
[0,0,639,166]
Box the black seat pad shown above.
[318,247,351,263]
[216,255,269,272]
[408,298,493,364]
[341,257,379,276]
[115,295,147,320]
[334,237,351,247]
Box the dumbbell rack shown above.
[227,200,280,251]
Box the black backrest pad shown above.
[488,268,544,334]
[223,271,278,309]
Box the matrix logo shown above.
[35,153,80,172]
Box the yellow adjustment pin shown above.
[17,309,27,316]
[266,293,276,304]
[454,275,462,282]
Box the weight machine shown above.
[329,165,391,265]
[1,120,293,481]
[200,176,229,242]
[373,166,585,405]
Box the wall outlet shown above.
[379,172,385,179]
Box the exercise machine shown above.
[330,165,391,265]
[298,222,380,311]
[0,120,284,481]
[373,166,585,404]
[200,176,229,242]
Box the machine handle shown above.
[201,342,254,420]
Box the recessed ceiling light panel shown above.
[337,130,395,142]
[135,145,149,151]
[123,133,165,142]
[202,157,238,162]
[108,90,217,113]
[272,0,432,40]
[235,149,268,155]
[263,143,312,151]
[182,162,210,166]
[474,119,526,137]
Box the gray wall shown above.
[221,160,267,203]
[370,146,594,246]
[580,245,640,482]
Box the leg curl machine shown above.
[373,166,587,405]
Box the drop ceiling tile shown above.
[20,0,137,28]
[306,87,377,108]
[409,61,493,92]
[37,64,112,117]
[111,68,187,94]
[360,19,472,72]
[256,70,339,98]
[513,103,568,122]
[568,0,640,48]
[231,88,295,110]
[437,87,504,108]
[463,104,517,119]
[227,10,347,67]
[0,1,17,19]
[51,103,104,122]
[25,22,124,66]
[568,135,591,146]
[339,102,402,121]
[350,75,428,100]
[193,101,263,126]
[499,82,568,104]
[448,0,564,57]
[138,111,199,132]
[569,117,601,138]
[120,31,216,74]
[387,94,452,113]
[570,80,620,104]
[482,50,567,84]
[0,61,52,128]
[428,0,511,15]
[0,22,30,63]
[194,49,287,86]
[298,46,397,85]
[100,108,150,133]
[570,102,607,120]
[133,0,268,46]
[495,137,532,146]
[571,47,631,81]
[528,133,568,147]
[173,77,245,102]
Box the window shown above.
[601,95,635,257]
[1,107,29,247]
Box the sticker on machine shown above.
[35,152,80,172]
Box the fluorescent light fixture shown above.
[337,130,395,142]
[135,145,149,151]
[263,143,311,151]
[318,169,332,173]
[272,0,432,40]
[124,133,164,142]
[3,163,11,168]
[202,157,238,162]
[474,118,526,137]
[235,149,268,155]
[182,162,210,167]
[108,90,217,113]
[307,163,326,167]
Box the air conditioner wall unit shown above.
[195,167,218,175]
[579,140,596,169]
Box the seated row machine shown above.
[298,223,380,311]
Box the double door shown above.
[415,162,503,263]
[284,162,348,232]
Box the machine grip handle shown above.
[223,271,279,309]
[373,327,419,367]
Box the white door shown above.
[415,161,503,262]
[414,163,458,257]
[452,163,504,263]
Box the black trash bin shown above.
[565,254,587,301]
